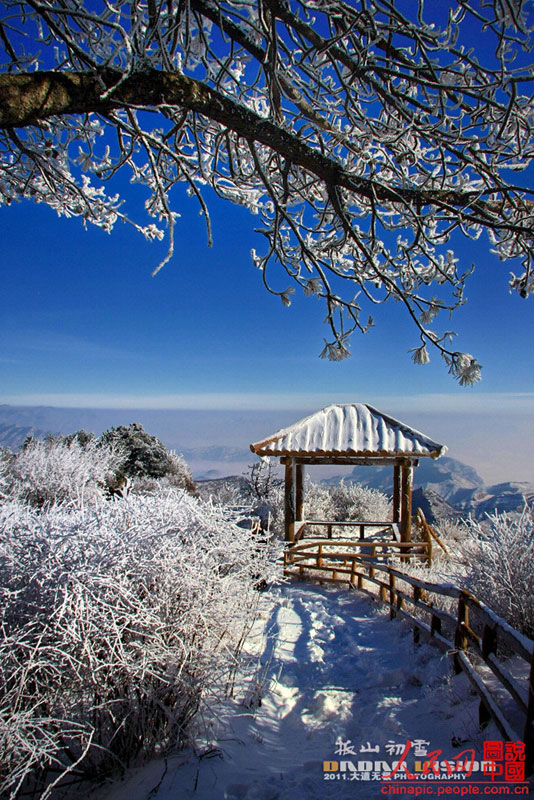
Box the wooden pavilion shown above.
[250,403,446,545]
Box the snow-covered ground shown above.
[99,581,529,800]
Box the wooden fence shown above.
[292,519,401,543]
[285,536,432,573]
[284,551,534,769]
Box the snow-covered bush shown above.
[244,474,392,538]
[197,477,252,506]
[0,489,276,798]
[453,508,534,638]
[0,447,11,500]
[128,452,196,496]
[99,424,196,493]
[246,459,283,504]
[301,480,391,535]
[431,517,469,547]
[3,436,123,508]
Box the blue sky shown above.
[1,186,534,484]
[1,185,532,399]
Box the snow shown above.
[251,404,447,458]
[97,581,514,800]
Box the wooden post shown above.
[421,519,433,566]
[479,624,497,729]
[454,591,469,674]
[431,614,442,642]
[388,573,397,619]
[413,586,422,643]
[369,544,376,580]
[400,460,413,545]
[392,462,401,523]
[295,462,304,522]
[284,458,295,542]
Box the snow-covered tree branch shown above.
[1,0,533,381]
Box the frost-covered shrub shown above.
[246,459,283,504]
[165,450,196,490]
[452,508,534,638]
[431,517,469,547]
[303,480,391,525]
[0,447,11,500]
[99,424,196,493]
[128,453,196,496]
[5,437,122,508]
[197,477,252,506]
[0,490,276,798]
[260,478,391,538]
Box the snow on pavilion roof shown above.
[250,404,447,459]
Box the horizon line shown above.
[1,391,534,413]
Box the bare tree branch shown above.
[1,0,533,382]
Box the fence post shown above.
[317,544,323,568]
[413,586,422,643]
[479,624,498,729]
[454,591,469,674]
[430,613,441,639]
[423,524,432,566]
[389,572,397,619]
[369,545,376,580]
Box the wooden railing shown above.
[285,537,432,573]
[292,519,401,543]
[284,553,534,767]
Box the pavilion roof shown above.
[250,403,447,460]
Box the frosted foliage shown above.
[263,482,285,536]
[166,450,194,484]
[5,438,122,508]
[257,479,390,537]
[1,2,534,380]
[454,509,534,638]
[128,450,196,494]
[0,490,276,798]
[303,480,391,524]
[0,449,10,500]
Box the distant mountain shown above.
[322,456,483,496]
[411,487,465,525]
[449,482,534,518]
[409,456,484,500]
[323,456,532,520]
[0,422,54,450]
